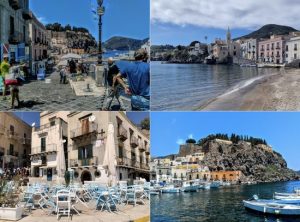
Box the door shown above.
[81,118,89,135]
[47,168,52,181]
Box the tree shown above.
[186,138,196,144]
[140,117,150,130]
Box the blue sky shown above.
[151,112,300,170]
[30,0,149,41]
[13,111,148,127]
[13,112,40,126]
[126,112,149,125]
[151,0,300,46]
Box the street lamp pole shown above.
[97,0,104,65]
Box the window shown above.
[119,173,122,180]
[294,54,297,59]
[10,125,14,135]
[118,146,123,158]
[9,144,14,155]
[24,133,27,138]
[78,145,93,160]
[41,137,46,152]
[10,16,14,35]
[49,117,56,126]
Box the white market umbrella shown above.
[61,53,81,60]
[57,60,68,66]
[103,123,117,187]
[57,136,66,184]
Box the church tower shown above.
[226,26,231,44]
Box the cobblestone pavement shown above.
[0,72,131,111]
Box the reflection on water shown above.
[151,62,282,111]
[151,181,300,222]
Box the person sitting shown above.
[113,49,150,111]
[103,57,126,111]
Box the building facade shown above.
[240,38,258,61]
[0,113,31,169]
[30,112,69,181]
[0,0,31,62]
[29,13,49,75]
[258,35,287,64]
[67,111,150,185]
[210,170,242,183]
[286,36,300,64]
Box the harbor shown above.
[151,181,300,222]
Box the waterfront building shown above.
[258,35,288,64]
[211,170,242,182]
[29,13,49,75]
[30,112,69,181]
[240,38,258,61]
[0,113,31,169]
[186,166,210,181]
[0,0,31,62]
[67,111,150,184]
[188,41,206,56]
[286,36,300,64]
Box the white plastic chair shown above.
[56,189,71,220]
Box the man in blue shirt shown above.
[113,49,150,111]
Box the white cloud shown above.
[176,138,185,145]
[37,16,48,25]
[151,0,300,30]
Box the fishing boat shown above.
[274,194,300,201]
[181,181,200,192]
[161,185,181,193]
[210,181,221,188]
[243,200,300,215]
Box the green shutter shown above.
[87,145,93,158]
[78,147,83,160]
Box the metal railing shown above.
[130,136,138,148]
[31,144,57,154]
[118,126,128,141]
[70,157,98,167]
[70,123,98,139]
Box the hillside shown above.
[104,36,149,51]
[201,139,299,183]
[237,24,298,40]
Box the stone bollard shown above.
[95,65,105,87]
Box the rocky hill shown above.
[237,24,298,40]
[104,36,149,51]
[201,139,299,183]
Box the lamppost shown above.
[97,0,105,65]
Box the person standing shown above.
[103,57,126,111]
[0,55,10,100]
[113,49,150,111]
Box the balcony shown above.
[21,138,31,145]
[6,130,18,140]
[9,0,21,10]
[80,157,98,166]
[276,46,281,50]
[9,33,21,45]
[138,143,146,152]
[22,9,32,20]
[70,123,98,140]
[6,150,18,157]
[31,144,57,155]
[118,126,128,141]
[130,136,138,148]
[276,54,280,58]
[295,48,298,51]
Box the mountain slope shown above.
[201,139,299,183]
[104,36,149,51]
[237,24,298,40]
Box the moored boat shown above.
[161,185,181,193]
[243,200,300,215]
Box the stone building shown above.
[30,112,69,181]
[29,12,49,75]
[179,143,202,157]
[67,111,150,185]
[0,113,31,169]
[240,38,258,61]
[0,0,31,62]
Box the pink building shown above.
[258,35,288,64]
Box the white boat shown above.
[257,63,285,68]
[221,181,231,186]
[181,181,200,192]
[243,200,300,215]
[199,182,211,190]
[161,185,181,193]
[210,181,221,188]
[274,194,300,201]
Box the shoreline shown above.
[198,68,300,111]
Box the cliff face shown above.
[201,140,299,183]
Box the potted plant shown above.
[0,177,23,221]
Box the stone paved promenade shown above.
[0,72,130,111]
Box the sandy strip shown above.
[199,68,300,111]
